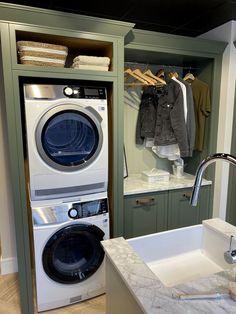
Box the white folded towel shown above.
[72,64,109,71]
[73,55,110,66]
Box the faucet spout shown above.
[190,153,236,206]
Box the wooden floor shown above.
[0,273,106,314]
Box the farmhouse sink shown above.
[127,222,234,287]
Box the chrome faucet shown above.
[224,235,236,264]
[190,153,236,206]
[190,153,236,265]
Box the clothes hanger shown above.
[132,69,156,85]
[144,69,166,85]
[183,71,195,81]
[156,69,165,78]
[124,68,149,85]
[168,71,179,79]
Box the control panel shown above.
[63,86,106,99]
[68,198,108,219]
[32,197,109,225]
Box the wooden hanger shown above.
[183,72,195,81]
[144,69,166,85]
[156,69,165,78]
[173,72,178,78]
[169,71,178,79]
[132,69,156,85]
[124,68,149,85]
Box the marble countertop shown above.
[102,218,236,314]
[124,173,212,196]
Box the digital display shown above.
[83,201,100,216]
[84,88,99,96]
[72,198,107,218]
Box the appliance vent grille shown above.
[34,182,105,199]
[70,295,82,303]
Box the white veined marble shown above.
[102,219,236,314]
[124,173,212,195]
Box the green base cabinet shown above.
[124,191,168,238]
[168,186,211,230]
[124,186,211,238]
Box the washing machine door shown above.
[42,223,105,284]
[36,104,103,171]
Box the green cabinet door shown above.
[168,186,211,230]
[124,191,168,238]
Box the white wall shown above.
[0,60,18,274]
[199,21,236,219]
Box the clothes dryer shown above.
[23,83,108,201]
[32,192,109,312]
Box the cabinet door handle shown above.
[183,192,192,199]
[136,197,155,205]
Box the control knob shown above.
[68,208,78,219]
[63,87,73,97]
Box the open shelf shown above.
[13,28,114,71]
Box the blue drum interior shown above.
[42,110,99,166]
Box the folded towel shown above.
[72,64,109,71]
[17,41,68,52]
[73,55,110,66]
[19,50,66,60]
[20,56,66,67]
[17,41,68,67]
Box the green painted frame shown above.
[0,4,227,314]
[124,28,227,223]
[0,4,133,313]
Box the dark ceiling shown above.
[3,0,236,37]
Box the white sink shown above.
[127,222,233,287]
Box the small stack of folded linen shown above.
[17,41,68,67]
[72,55,110,71]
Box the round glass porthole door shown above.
[42,224,105,284]
[36,104,103,171]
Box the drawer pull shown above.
[183,192,192,199]
[136,198,155,205]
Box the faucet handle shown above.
[229,235,234,253]
[224,235,236,264]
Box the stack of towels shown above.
[17,41,68,67]
[72,55,110,71]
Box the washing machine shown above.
[32,192,109,312]
[23,83,108,201]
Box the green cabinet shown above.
[0,5,133,314]
[124,191,168,238]
[0,4,225,314]
[168,186,211,230]
[124,185,211,238]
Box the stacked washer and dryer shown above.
[23,83,109,312]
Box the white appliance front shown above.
[23,84,108,201]
[32,192,109,312]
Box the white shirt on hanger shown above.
[172,76,187,123]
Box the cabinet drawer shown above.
[129,195,157,207]
[124,192,168,239]
[168,186,211,230]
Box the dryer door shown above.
[42,223,105,284]
[36,104,103,171]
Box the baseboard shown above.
[0,256,18,274]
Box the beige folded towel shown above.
[17,41,68,67]
[72,64,109,71]
[19,50,66,60]
[20,56,66,67]
[73,55,110,66]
